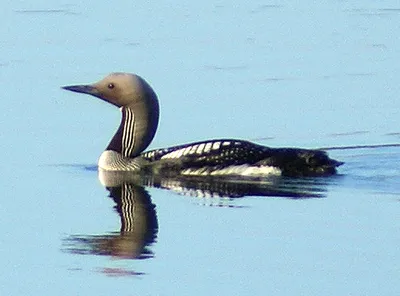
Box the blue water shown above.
[1,1,399,295]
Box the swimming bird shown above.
[62,72,343,177]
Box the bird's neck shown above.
[106,101,159,158]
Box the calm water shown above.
[1,1,399,295]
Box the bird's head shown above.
[62,72,157,108]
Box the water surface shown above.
[0,1,399,295]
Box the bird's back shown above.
[140,139,343,177]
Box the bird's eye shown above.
[108,83,115,89]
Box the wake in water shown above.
[320,143,400,151]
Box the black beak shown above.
[62,83,118,106]
[61,84,97,95]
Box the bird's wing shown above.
[141,139,269,167]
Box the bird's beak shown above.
[61,84,99,96]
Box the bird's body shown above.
[63,73,343,177]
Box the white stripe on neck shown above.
[121,184,135,231]
[122,107,136,157]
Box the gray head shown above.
[62,72,158,108]
[62,73,159,157]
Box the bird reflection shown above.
[63,183,157,260]
[98,170,330,199]
[63,169,334,262]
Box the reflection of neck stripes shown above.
[121,184,135,232]
[122,108,135,158]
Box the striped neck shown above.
[107,107,136,157]
[106,99,159,158]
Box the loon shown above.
[62,72,343,177]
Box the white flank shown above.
[99,150,140,171]
[182,164,281,177]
